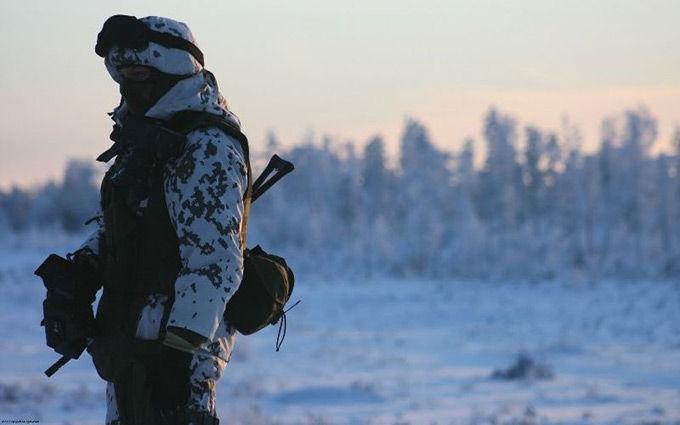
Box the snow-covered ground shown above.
[1,235,679,425]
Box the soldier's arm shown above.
[162,126,248,344]
[69,212,104,298]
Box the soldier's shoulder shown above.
[184,126,245,165]
[184,111,244,158]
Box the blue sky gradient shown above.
[1,0,679,188]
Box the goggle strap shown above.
[146,29,204,67]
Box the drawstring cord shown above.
[275,300,301,352]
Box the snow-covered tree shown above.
[4,105,679,280]
[397,118,452,275]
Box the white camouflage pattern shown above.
[104,294,234,423]
[134,294,234,416]
[80,14,246,423]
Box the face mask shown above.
[119,73,183,115]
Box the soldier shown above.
[71,15,250,424]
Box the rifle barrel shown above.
[44,355,70,377]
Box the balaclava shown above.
[117,68,185,116]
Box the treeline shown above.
[0,161,99,233]
[2,106,679,280]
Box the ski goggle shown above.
[95,15,204,67]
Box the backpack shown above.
[226,245,295,343]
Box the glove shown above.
[41,294,95,359]
[149,344,193,412]
[36,252,100,358]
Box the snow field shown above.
[0,238,678,424]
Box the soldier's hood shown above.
[103,15,241,128]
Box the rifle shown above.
[252,154,294,202]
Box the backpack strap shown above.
[166,110,249,164]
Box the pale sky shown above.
[1,0,679,189]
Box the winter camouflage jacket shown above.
[79,16,247,363]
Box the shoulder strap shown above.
[166,110,249,163]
